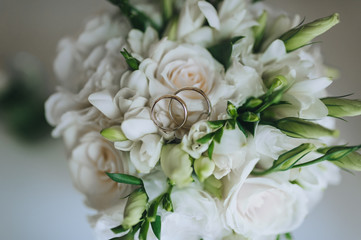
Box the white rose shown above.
[143,40,226,106]
[68,131,129,210]
[224,174,308,238]
[291,152,341,209]
[161,185,228,240]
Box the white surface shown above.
[0,0,361,239]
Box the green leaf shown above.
[225,119,236,130]
[236,120,248,137]
[106,172,143,185]
[121,48,140,70]
[151,215,161,240]
[139,220,150,240]
[197,132,215,144]
[207,36,244,69]
[244,98,263,110]
[107,0,161,32]
[213,128,224,143]
[111,224,129,234]
[285,233,293,240]
[208,141,215,160]
[208,120,225,129]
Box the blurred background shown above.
[0,0,360,239]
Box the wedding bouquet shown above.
[45,0,361,239]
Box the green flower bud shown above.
[194,156,215,182]
[321,97,361,118]
[227,101,238,118]
[333,152,361,171]
[253,10,268,52]
[203,175,223,199]
[274,143,316,171]
[162,193,174,212]
[241,112,260,122]
[275,117,339,139]
[244,98,263,109]
[280,13,340,52]
[101,126,127,142]
[122,188,148,229]
[160,144,193,187]
[265,75,288,91]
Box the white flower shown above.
[160,144,193,187]
[225,61,265,106]
[143,40,226,105]
[224,173,308,238]
[129,134,163,173]
[68,131,129,210]
[181,120,213,159]
[254,125,304,169]
[121,107,158,141]
[161,185,228,240]
[212,128,251,179]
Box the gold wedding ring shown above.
[151,87,212,132]
[151,94,188,132]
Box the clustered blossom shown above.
[45,0,352,240]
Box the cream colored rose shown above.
[69,131,129,210]
[223,174,308,238]
[143,40,226,105]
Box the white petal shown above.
[88,90,120,119]
[198,1,220,30]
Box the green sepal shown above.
[207,36,244,69]
[139,219,150,240]
[121,48,141,70]
[106,172,143,185]
[244,98,263,110]
[208,120,226,129]
[208,141,215,160]
[111,224,129,234]
[107,0,161,32]
[151,215,162,240]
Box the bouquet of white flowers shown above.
[45,0,361,239]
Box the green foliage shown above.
[107,0,161,32]
[121,48,141,70]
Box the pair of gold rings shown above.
[151,87,212,132]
